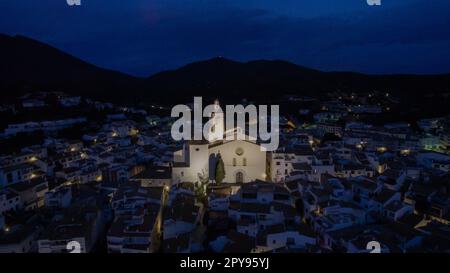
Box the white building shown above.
[45,187,72,209]
[38,208,102,253]
[0,190,22,214]
[3,118,86,136]
[0,163,39,187]
[172,132,267,184]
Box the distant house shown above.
[255,223,316,253]
[318,124,343,138]
[59,96,81,107]
[130,165,171,188]
[0,190,22,214]
[0,224,40,253]
[108,202,162,253]
[45,187,72,209]
[0,163,39,187]
[3,118,86,136]
[163,191,200,242]
[383,200,413,221]
[21,99,46,108]
[8,178,48,211]
[38,207,103,253]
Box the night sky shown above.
[1,0,449,77]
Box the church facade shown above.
[172,137,268,184]
[171,99,270,184]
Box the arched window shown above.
[233,158,236,166]
[236,171,244,183]
[243,158,247,166]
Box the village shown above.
[0,90,449,253]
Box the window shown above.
[235,147,244,156]
[243,158,247,166]
[233,158,237,166]
[276,161,281,166]
[181,171,184,177]
[236,171,244,183]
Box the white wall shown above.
[209,140,267,183]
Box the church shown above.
[171,100,268,184]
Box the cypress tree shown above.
[215,153,225,184]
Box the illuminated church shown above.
[171,100,268,184]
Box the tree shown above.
[194,182,208,205]
[215,153,225,184]
[195,169,209,205]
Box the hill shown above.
[1,34,449,105]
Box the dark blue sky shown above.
[1,0,449,76]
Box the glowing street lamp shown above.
[400,149,411,156]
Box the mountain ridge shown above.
[1,34,449,104]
